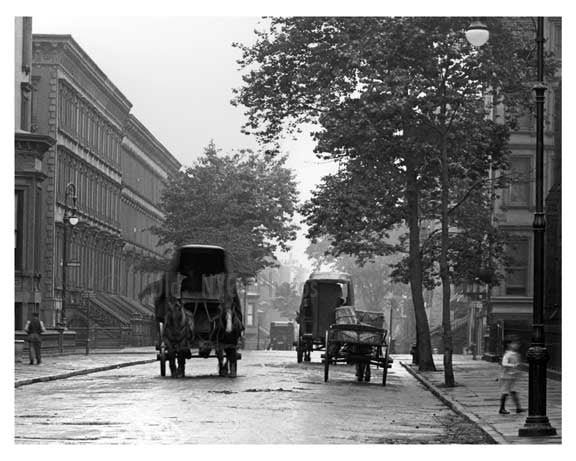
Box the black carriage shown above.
[154,244,244,378]
[268,321,295,351]
[323,308,392,385]
[295,272,353,363]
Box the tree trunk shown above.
[440,125,455,387]
[405,158,436,372]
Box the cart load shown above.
[323,306,392,385]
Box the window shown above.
[15,190,24,270]
[246,302,255,327]
[509,156,532,206]
[505,239,530,296]
[15,303,23,330]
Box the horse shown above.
[163,300,193,378]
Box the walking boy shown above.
[499,338,525,414]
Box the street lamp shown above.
[517,17,557,437]
[465,20,490,47]
[61,183,79,335]
[466,17,556,437]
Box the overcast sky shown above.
[30,15,340,270]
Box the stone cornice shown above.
[124,115,181,174]
[32,34,132,127]
[122,138,171,180]
[121,187,165,220]
[15,131,55,158]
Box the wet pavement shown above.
[14,349,562,444]
[15,348,489,444]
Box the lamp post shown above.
[517,17,557,437]
[467,17,556,437]
[60,182,79,351]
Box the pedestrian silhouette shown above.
[24,312,46,365]
[498,338,525,414]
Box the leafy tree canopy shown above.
[152,142,300,277]
[234,17,533,286]
[272,281,302,319]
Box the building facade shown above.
[478,18,562,368]
[14,18,56,330]
[15,27,181,349]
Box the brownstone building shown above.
[14,18,55,330]
[475,18,562,369]
[15,25,181,349]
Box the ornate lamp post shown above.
[60,182,79,351]
[467,17,556,437]
[517,17,557,437]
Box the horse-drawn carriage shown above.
[268,321,295,351]
[154,244,244,378]
[323,307,392,385]
[295,272,353,363]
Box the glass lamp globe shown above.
[466,21,489,47]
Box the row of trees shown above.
[232,17,541,384]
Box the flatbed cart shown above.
[323,322,392,386]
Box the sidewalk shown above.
[399,354,562,445]
[14,346,157,388]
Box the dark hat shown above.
[32,312,39,317]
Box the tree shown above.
[272,282,301,319]
[152,141,300,278]
[234,17,533,378]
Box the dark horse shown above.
[163,300,192,378]
[154,245,244,378]
[155,275,244,378]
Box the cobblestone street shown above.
[15,350,492,444]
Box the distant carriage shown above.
[154,244,244,378]
[295,272,354,363]
[268,321,295,351]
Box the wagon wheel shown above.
[382,344,390,386]
[324,330,330,382]
[356,363,364,382]
[159,348,166,377]
[364,362,371,382]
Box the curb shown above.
[400,361,507,444]
[15,359,157,388]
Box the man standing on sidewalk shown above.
[24,312,46,365]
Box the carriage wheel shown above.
[364,363,371,382]
[356,363,364,382]
[382,346,389,386]
[324,331,330,382]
